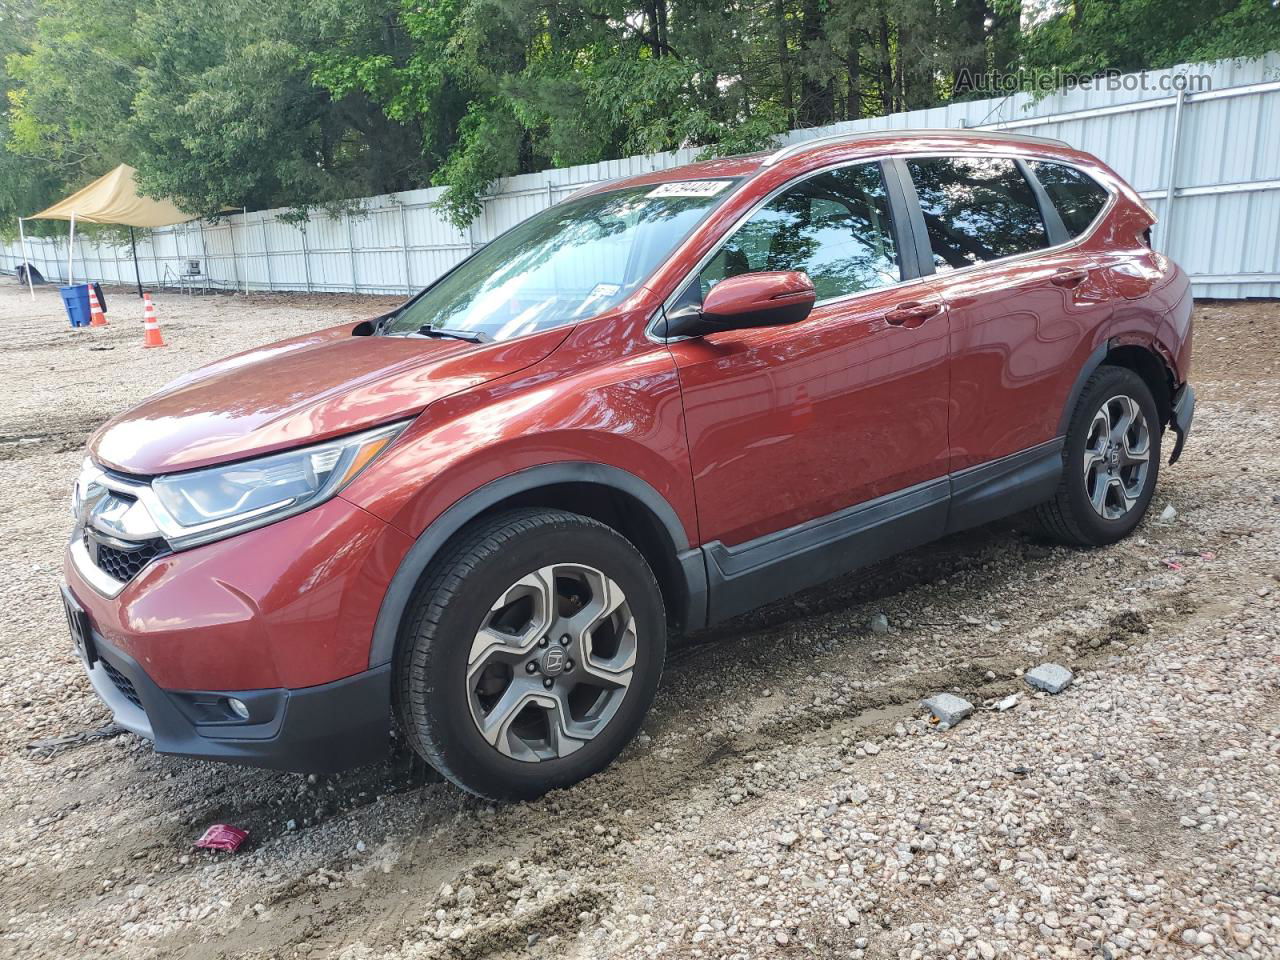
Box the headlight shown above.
[149,421,407,549]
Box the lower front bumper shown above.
[83,631,391,774]
[1168,382,1196,465]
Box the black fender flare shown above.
[1056,341,1112,437]
[367,462,706,668]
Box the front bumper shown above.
[59,487,414,773]
[78,624,391,773]
[1168,382,1195,465]
[63,494,415,691]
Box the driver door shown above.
[664,161,951,616]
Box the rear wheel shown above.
[394,509,666,801]
[1032,365,1161,546]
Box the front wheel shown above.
[394,509,666,801]
[1032,365,1162,546]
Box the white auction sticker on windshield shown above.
[646,180,732,199]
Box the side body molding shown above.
[698,438,1066,625]
[365,462,707,668]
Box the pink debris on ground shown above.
[194,824,249,853]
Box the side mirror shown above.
[664,271,816,338]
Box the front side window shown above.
[906,156,1048,271]
[383,180,738,341]
[1029,161,1111,237]
[698,162,900,302]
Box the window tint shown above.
[906,157,1048,271]
[699,162,900,301]
[1030,161,1110,237]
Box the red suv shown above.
[62,130,1194,799]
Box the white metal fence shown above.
[5,54,1279,300]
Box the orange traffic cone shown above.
[142,293,167,348]
[88,285,108,327]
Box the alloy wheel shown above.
[1082,393,1151,520]
[466,563,636,762]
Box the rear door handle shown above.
[884,301,942,328]
[1050,268,1089,288]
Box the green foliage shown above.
[1,0,1276,234]
[1020,0,1280,78]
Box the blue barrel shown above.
[60,284,91,328]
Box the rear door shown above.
[898,154,1114,474]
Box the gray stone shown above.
[870,613,890,634]
[1025,663,1074,694]
[921,693,974,726]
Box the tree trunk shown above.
[951,0,988,96]
[846,39,861,120]
[897,20,934,110]
[797,0,834,125]
[776,0,795,122]
[879,16,894,114]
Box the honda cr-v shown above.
[63,130,1194,799]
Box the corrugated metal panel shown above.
[6,54,1280,298]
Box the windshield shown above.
[382,179,739,341]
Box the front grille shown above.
[100,659,143,709]
[94,538,167,583]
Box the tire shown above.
[1032,365,1161,546]
[394,508,666,801]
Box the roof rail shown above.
[760,127,1070,167]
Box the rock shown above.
[1025,663,1073,694]
[994,694,1019,712]
[870,613,890,634]
[921,693,974,726]
[1158,504,1177,522]
[778,831,799,848]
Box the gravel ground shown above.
[0,280,1278,960]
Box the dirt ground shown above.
[0,281,1277,960]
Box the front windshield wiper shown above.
[414,325,492,344]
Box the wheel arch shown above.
[1058,338,1177,436]
[367,463,708,669]
[1104,342,1176,426]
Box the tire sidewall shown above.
[1062,367,1162,544]
[403,517,665,800]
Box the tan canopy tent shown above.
[18,164,198,299]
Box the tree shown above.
[129,0,426,216]
[2,0,1276,233]
[1020,0,1280,79]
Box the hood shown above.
[91,324,572,475]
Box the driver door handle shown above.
[884,301,942,328]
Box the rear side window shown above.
[699,161,900,301]
[906,156,1048,271]
[1029,161,1111,237]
